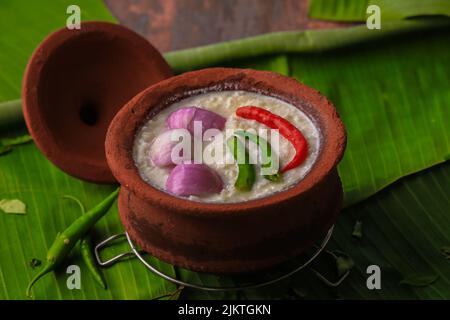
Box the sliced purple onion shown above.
[149,130,179,167]
[166,107,226,134]
[165,163,223,197]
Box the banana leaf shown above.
[309,0,369,22]
[170,20,450,299]
[164,19,449,73]
[180,160,450,299]
[0,0,116,101]
[0,0,449,300]
[0,0,177,300]
[166,21,450,207]
[309,0,450,22]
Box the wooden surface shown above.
[104,0,345,52]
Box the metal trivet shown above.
[94,226,339,291]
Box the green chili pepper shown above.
[26,188,119,297]
[63,195,107,290]
[80,234,106,289]
[234,130,281,182]
[227,136,256,191]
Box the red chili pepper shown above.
[236,106,308,173]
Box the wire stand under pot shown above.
[94,226,347,291]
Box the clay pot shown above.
[106,68,346,273]
[22,22,172,183]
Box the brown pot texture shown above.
[22,22,172,183]
[106,68,347,273]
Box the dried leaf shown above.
[440,246,450,260]
[29,258,42,269]
[352,220,363,239]
[0,199,27,214]
[152,286,184,300]
[334,251,355,277]
[400,274,439,287]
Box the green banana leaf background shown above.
[309,0,450,22]
[0,0,449,300]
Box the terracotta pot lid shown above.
[22,22,173,183]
